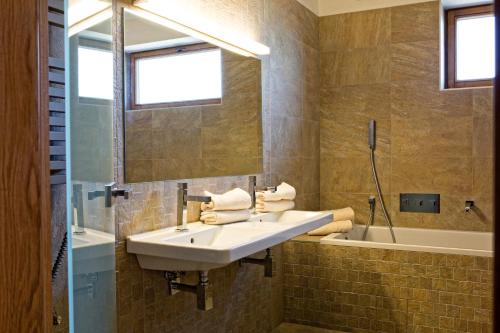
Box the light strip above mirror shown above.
[131,1,270,57]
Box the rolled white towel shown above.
[255,200,295,213]
[201,188,251,211]
[256,182,296,202]
[200,209,251,225]
[307,220,353,236]
[332,207,355,222]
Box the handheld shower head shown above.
[368,120,376,150]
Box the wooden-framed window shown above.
[129,43,222,109]
[446,5,495,88]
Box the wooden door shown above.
[0,0,52,331]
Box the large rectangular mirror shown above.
[123,9,263,183]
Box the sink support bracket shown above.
[165,271,213,311]
[240,248,273,277]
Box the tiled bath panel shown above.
[283,240,492,333]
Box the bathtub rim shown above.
[319,226,494,258]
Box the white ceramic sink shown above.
[72,227,115,275]
[127,210,332,271]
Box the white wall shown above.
[296,0,320,15]
[302,0,493,16]
[318,0,434,16]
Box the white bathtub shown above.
[320,225,493,257]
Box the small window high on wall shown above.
[446,5,495,88]
[130,43,222,109]
[78,46,113,100]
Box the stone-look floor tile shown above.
[391,156,473,195]
[391,1,440,43]
[391,40,439,81]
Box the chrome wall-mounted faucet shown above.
[177,183,211,232]
[88,182,130,208]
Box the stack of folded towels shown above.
[200,188,252,225]
[307,207,355,236]
[255,182,296,213]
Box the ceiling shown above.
[68,0,111,26]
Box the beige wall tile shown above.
[125,160,153,183]
[391,40,439,81]
[321,48,391,88]
[473,116,493,158]
[321,154,391,194]
[391,114,473,158]
[391,157,473,195]
[391,1,439,43]
[320,8,391,52]
[125,130,152,160]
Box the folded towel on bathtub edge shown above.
[307,220,353,236]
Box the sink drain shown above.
[190,238,194,244]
